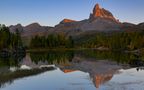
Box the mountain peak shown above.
[27,23,41,27]
[93,3,101,17]
[95,3,100,8]
[9,24,23,33]
[60,19,76,24]
[89,3,118,22]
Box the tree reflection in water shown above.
[0,50,144,89]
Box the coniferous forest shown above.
[0,24,22,50]
[1,24,144,52]
[76,30,144,51]
[30,34,74,49]
[29,30,144,51]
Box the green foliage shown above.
[30,34,74,48]
[78,31,144,50]
[0,24,23,50]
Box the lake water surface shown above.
[0,50,144,90]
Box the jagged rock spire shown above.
[93,3,101,17]
[89,3,118,22]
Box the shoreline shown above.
[26,47,144,54]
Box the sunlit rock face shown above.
[60,19,76,24]
[89,4,118,22]
[52,3,122,34]
[9,3,124,39]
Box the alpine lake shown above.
[0,49,144,90]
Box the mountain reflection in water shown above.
[0,50,144,90]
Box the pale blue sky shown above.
[0,0,144,26]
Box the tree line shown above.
[80,31,144,50]
[0,24,23,50]
[29,30,144,50]
[30,34,74,48]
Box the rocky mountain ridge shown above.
[9,3,143,38]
